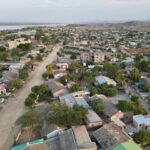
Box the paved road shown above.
[0,45,61,149]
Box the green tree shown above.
[103,63,119,79]
[19,68,28,80]
[17,43,32,51]
[89,99,104,114]
[138,84,149,92]
[16,110,41,141]
[16,110,41,127]
[130,68,141,82]
[7,79,23,91]
[46,64,53,77]
[70,54,77,59]
[24,96,36,107]
[36,54,43,61]
[133,130,150,146]
[0,51,8,61]
[131,95,139,103]
[49,102,87,127]
[90,87,99,96]
[117,101,133,112]
[71,84,81,92]
[92,66,102,75]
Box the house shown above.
[93,52,105,63]
[8,38,31,49]
[72,125,97,150]
[95,75,117,86]
[30,49,40,57]
[47,80,68,98]
[59,93,90,108]
[113,141,142,150]
[81,52,90,62]
[93,123,131,150]
[52,69,67,79]
[133,114,150,130]
[20,57,31,65]
[0,84,6,95]
[85,110,103,128]
[73,91,90,98]
[1,71,18,83]
[56,63,69,70]
[90,94,107,101]
[9,63,24,73]
[18,126,97,150]
[103,99,124,121]
[125,48,150,55]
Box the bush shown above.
[7,78,23,92]
[89,99,104,114]
[19,68,28,80]
[71,84,81,92]
[133,130,150,146]
[24,97,35,107]
[131,95,139,102]
[42,72,49,81]
[36,54,43,61]
[117,100,146,115]
[138,84,149,92]
[16,110,41,127]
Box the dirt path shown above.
[0,45,61,149]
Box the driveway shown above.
[0,45,61,150]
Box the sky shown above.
[0,0,150,23]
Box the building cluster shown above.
[1,25,150,150]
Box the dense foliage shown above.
[49,103,87,127]
[133,130,150,146]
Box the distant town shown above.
[0,23,150,150]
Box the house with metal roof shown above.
[47,80,68,98]
[59,93,90,109]
[13,126,97,150]
[85,110,103,128]
[93,123,131,150]
[133,114,150,129]
[113,141,143,150]
[95,75,117,86]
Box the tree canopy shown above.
[133,130,150,146]
[89,99,104,114]
[48,102,87,127]
[16,110,41,127]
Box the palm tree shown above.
[46,64,53,77]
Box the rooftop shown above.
[72,126,97,149]
[59,93,90,108]
[47,80,68,95]
[133,114,150,126]
[113,141,142,150]
[93,123,131,150]
[85,110,102,123]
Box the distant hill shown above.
[118,21,150,26]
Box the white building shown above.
[9,63,24,73]
[95,75,117,86]
[133,114,150,130]
[8,38,31,49]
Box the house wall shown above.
[111,112,124,121]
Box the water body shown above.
[0,24,65,31]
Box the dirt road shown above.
[0,45,61,149]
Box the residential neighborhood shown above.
[0,23,150,150]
